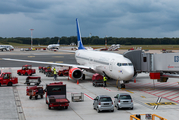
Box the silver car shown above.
[114,93,133,110]
[93,95,114,113]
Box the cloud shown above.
[1,0,179,38]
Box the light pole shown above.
[30,29,34,49]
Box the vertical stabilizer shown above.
[57,39,60,45]
[76,18,86,50]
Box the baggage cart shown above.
[71,93,84,102]
[24,76,41,86]
[26,86,45,99]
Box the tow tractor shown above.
[17,65,36,76]
[0,72,18,86]
[45,82,70,110]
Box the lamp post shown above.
[30,29,34,49]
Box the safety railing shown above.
[130,114,167,120]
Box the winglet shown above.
[76,18,86,50]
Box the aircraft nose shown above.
[122,67,134,80]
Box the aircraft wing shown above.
[2,58,94,71]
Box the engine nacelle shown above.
[69,68,83,80]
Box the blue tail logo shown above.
[57,39,60,45]
[76,18,86,50]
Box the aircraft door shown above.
[109,59,114,71]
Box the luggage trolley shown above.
[24,76,41,86]
[71,92,84,102]
[26,86,45,99]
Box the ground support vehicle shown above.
[24,76,41,86]
[26,86,45,99]
[0,72,18,86]
[45,69,54,77]
[42,66,51,74]
[38,66,43,73]
[58,69,69,76]
[71,93,84,102]
[92,73,103,87]
[17,65,36,76]
[45,82,70,110]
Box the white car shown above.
[93,95,114,113]
[114,93,133,110]
[20,48,24,51]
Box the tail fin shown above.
[57,39,60,45]
[76,18,86,50]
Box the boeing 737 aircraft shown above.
[0,45,14,51]
[3,19,134,88]
[47,40,60,50]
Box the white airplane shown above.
[3,18,134,88]
[47,40,60,50]
[0,45,14,51]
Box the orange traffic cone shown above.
[77,80,79,85]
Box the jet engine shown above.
[69,68,83,80]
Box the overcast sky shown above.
[0,0,179,38]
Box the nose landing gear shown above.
[116,80,126,89]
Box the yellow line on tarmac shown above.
[141,96,146,98]
[125,90,134,94]
[52,56,64,58]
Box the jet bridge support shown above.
[123,50,179,83]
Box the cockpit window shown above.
[122,63,128,66]
[129,63,133,66]
[117,63,133,67]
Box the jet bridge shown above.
[123,50,179,82]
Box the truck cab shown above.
[17,65,36,76]
[0,72,18,86]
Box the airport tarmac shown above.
[0,49,179,120]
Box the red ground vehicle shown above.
[17,65,36,76]
[0,72,18,86]
[26,86,45,99]
[45,82,70,110]
[38,66,43,73]
[58,69,69,76]
[92,73,103,87]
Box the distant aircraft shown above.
[47,40,60,50]
[3,18,134,88]
[0,45,14,51]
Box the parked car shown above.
[93,95,114,113]
[25,48,31,51]
[114,93,133,110]
[20,48,24,51]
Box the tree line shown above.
[1,36,179,45]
